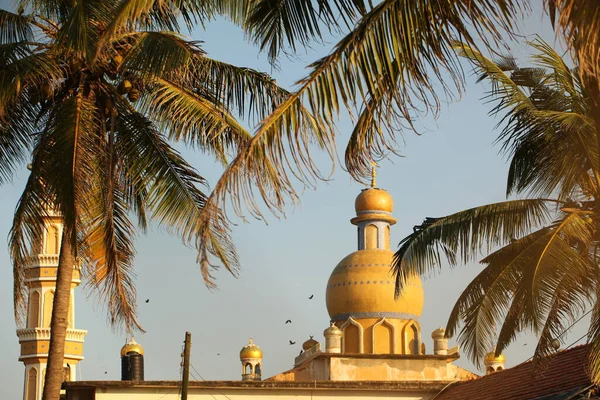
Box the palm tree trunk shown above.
[41,230,74,400]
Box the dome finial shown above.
[370,161,377,188]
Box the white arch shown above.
[372,317,396,354]
[341,317,364,353]
[402,320,421,354]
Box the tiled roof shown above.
[436,345,594,400]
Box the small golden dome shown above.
[302,336,319,351]
[121,337,144,356]
[326,249,424,321]
[324,322,342,337]
[485,350,506,363]
[240,338,262,360]
[355,188,394,213]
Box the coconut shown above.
[117,80,132,94]
[128,89,140,102]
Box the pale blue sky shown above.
[0,3,589,399]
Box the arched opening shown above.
[255,363,261,375]
[27,367,37,400]
[244,363,252,375]
[373,318,395,354]
[497,366,503,371]
[341,317,363,353]
[43,290,55,328]
[28,291,40,328]
[410,325,419,354]
[487,366,495,374]
[365,224,378,249]
[403,321,420,354]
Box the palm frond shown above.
[186,56,290,124]
[9,156,53,324]
[455,40,598,199]
[83,156,141,331]
[393,199,554,298]
[120,31,202,79]
[0,92,41,184]
[0,9,33,44]
[143,78,252,164]
[115,102,236,287]
[244,0,366,64]
[446,228,549,366]
[547,0,600,82]
[445,212,594,364]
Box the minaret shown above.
[16,208,87,400]
[484,348,506,375]
[351,163,397,251]
[325,165,425,354]
[240,338,262,381]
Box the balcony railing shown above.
[16,328,87,342]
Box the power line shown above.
[190,362,233,400]
[523,309,592,363]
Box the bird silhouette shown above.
[289,340,296,345]
[217,353,220,356]
[104,371,107,374]
[308,295,314,299]
[285,320,292,324]
[145,299,149,303]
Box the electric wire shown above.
[522,309,592,363]
[190,362,233,400]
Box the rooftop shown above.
[435,345,595,400]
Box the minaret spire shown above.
[370,161,377,188]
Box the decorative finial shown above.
[248,338,254,344]
[370,161,377,188]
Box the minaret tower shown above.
[326,164,425,354]
[16,208,87,400]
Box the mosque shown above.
[16,170,596,400]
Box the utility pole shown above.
[181,331,191,400]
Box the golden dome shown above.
[355,188,394,213]
[326,249,424,321]
[302,336,319,351]
[485,351,506,364]
[240,338,262,360]
[121,337,144,356]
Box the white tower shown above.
[16,209,87,400]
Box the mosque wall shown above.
[328,357,467,381]
[76,387,437,400]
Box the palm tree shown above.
[391,39,600,380]
[1,1,297,398]
[190,1,600,287]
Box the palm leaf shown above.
[393,199,554,298]
[244,0,366,64]
[0,9,33,44]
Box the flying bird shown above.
[289,340,296,345]
[104,371,107,375]
[285,320,292,324]
[217,353,220,356]
[145,299,149,303]
[308,295,314,299]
